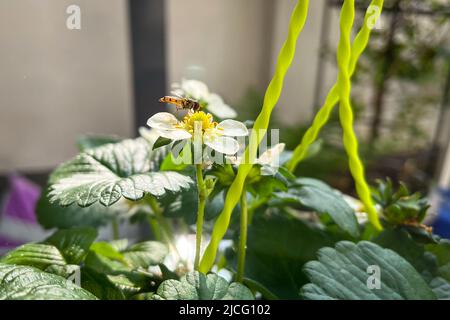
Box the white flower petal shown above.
[170,88,185,97]
[204,135,239,155]
[181,79,209,100]
[206,93,223,103]
[156,128,192,141]
[343,195,368,224]
[205,93,237,119]
[260,166,277,176]
[217,119,249,137]
[225,155,241,165]
[208,103,237,119]
[139,127,160,144]
[171,81,181,88]
[147,112,180,131]
[256,143,286,166]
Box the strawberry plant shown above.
[1,0,448,301]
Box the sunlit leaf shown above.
[36,192,121,229]
[273,178,359,237]
[153,271,254,300]
[44,227,98,264]
[1,244,66,270]
[301,241,436,300]
[0,264,96,300]
[48,138,193,207]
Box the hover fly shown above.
[159,95,201,112]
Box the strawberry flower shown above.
[147,111,248,155]
[226,143,286,175]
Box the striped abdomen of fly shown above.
[159,96,201,111]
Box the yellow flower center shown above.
[176,111,219,134]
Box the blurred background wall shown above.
[0,0,133,173]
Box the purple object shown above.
[3,174,40,223]
[0,174,47,252]
[0,235,23,249]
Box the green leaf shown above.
[44,227,98,264]
[159,263,179,280]
[374,228,438,276]
[426,240,450,267]
[105,272,152,296]
[153,136,173,150]
[1,244,66,269]
[207,164,236,187]
[36,192,121,229]
[152,271,254,300]
[0,263,96,300]
[273,178,359,237]
[403,226,440,244]
[122,241,168,269]
[161,187,197,223]
[160,140,190,171]
[84,240,167,298]
[109,239,130,252]
[372,178,430,225]
[80,267,125,300]
[248,173,288,198]
[90,242,126,263]
[106,274,143,295]
[161,187,224,224]
[374,228,450,298]
[76,135,121,152]
[85,241,163,297]
[426,240,450,282]
[48,137,193,207]
[88,239,169,272]
[160,152,188,171]
[301,241,436,300]
[242,278,279,300]
[84,251,128,275]
[45,264,80,278]
[229,213,338,299]
[429,277,450,299]
[131,292,155,300]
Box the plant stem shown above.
[194,164,206,271]
[236,188,248,283]
[146,196,182,263]
[148,197,173,237]
[146,216,162,241]
[247,196,268,225]
[112,217,120,240]
[243,278,279,300]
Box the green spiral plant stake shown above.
[199,0,310,274]
[287,0,384,231]
[338,0,382,231]
[287,0,384,171]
